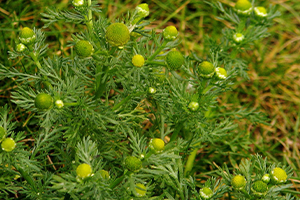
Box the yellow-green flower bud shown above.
[16,43,26,52]
[55,100,64,109]
[199,187,213,199]
[72,0,84,7]
[251,180,268,197]
[136,3,149,18]
[197,61,215,78]
[135,183,147,197]
[149,138,165,153]
[231,175,246,190]
[74,40,94,57]
[271,167,287,183]
[124,156,142,172]
[188,101,199,112]
[0,126,5,142]
[234,0,253,15]
[262,174,270,183]
[19,27,36,45]
[148,87,156,94]
[1,138,16,152]
[163,26,178,41]
[233,33,244,43]
[215,67,227,80]
[35,93,53,110]
[106,23,130,49]
[99,169,110,179]
[132,54,145,67]
[76,163,92,178]
[254,7,267,17]
[166,50,184,70]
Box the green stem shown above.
[64,102,79,107]
[148,40,168,61]
[86,0,93,34]
[169,121,184,142]
[112,92,143,111]
[109,171,131,189]
[94,65,108,100]
[184,143,200,177]
[14,164,38,193]
[28,51,53,91]
[145,60,166,66]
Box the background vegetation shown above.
[0,0,299,197]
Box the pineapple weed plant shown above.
[0,0,295,199]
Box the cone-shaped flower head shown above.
[166,50,184,70]
[76,163,92,178]
[35,93,53,110]
[55,100,64,109]
[215,67,227,79]
[163,26,178,41]
[106,23,130,49]
[124,156,142,172]
[148,87,157,94]
[132,54,145,67]
[1,138,16,152]
[262,174,270,183]
[72,0,84,7]
[235,0,253,15]
[135,183,147,197]
[251,180,268,197]
[197,61,215,78]
[149,138,165,153]
[19,27,36,45]
[136,3,149,18]
[74,40,94,57]
[99,169,110,179]
[254,7,267,17]
[271,167,287,183]
[231,175,246,190]
[188,102,199,112]
[16,43,26,52]
[233,33,245,43]
[199,187,213,199]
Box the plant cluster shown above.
[0,0,295,199]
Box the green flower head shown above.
[19,27,36,45]
[235,0,253,15]
[188,101,199,112]
[254,7,268,17]
[1,138,16,152]
[106,23,130,49]
[215,67,227,80]
[231,175,246,190]
[124,156,142,172]
[35,93,53,110]
[72,0,85,7]
[251,180,268,197]
[149,138,165,153]
[132,54,145,67]
[99,169,110,179]
[262,174,270,183]
[74,40,94,57]
[16,43,26,52]
[135,183,147,197]
[199,187,213,199]
[163,26,178,41]
[166,50,184,70]
[76,163,92,178]
[233,33,244,43]
[271,167,287,184]
[136,3,149,18]
[197,61,215,78]
[55,100,64,109]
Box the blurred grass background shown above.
[0,0,299,197]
